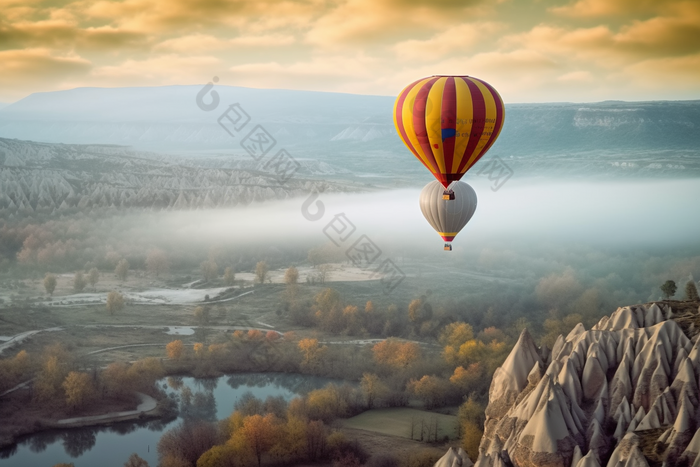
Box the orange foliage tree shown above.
[372,339,421,369]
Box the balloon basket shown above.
[442,190,455,200]
[444,243,452,251]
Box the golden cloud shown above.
[88,54,221,86]
[155,32,295,53]
[305,0,489,46]
[551,0,661,18]
[393,22,505,61]
[0,48,91,98]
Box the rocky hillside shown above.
[0,137,362,218]
[1,87,698,181]
[475,301,700,467]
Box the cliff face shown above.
[476,301,700,467]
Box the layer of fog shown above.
[149,177,700,252]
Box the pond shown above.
[0,372,346,467]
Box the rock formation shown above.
[0,137,360,218]
[471,301,700,467]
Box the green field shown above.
[342,408,459,441]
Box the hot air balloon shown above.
[419,180,477,251]
[394,75,505,199]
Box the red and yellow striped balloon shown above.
[393,75,505,188]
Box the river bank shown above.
[0,390,171,452]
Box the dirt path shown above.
[0,327,63,355]
[57,392,157,426]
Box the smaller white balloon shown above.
[419,181,478,246]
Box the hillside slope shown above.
[475,301,700,467]
[1,87,699,181]
[0,137,362,217]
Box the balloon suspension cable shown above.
[442,181,456,200]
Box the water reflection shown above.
[28,432,59,453]
[0,372,347,467]
[62,430,96,457]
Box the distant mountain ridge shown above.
[0,86,699,181]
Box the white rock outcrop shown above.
[471,302,700,467]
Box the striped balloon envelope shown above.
[394,75,505,188]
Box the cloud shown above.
[0,48,91,99]
[550,0,662,18]
[305,0,489,46]
[0,20,149,51]
[88,54,221,86]
[155,33,295,53]
[227,54,383,93]
[393,22,505,61]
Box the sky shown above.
[0,0,699,103]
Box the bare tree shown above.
[44,273,57,296]
[255,261,269,284]
[115,259,129,281]
[73,271,87,293]
[88,268,99,291]
[106,291,125,315]
[146,249,169,278]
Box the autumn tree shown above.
[88,267,99,291]
[167,340,185,360]
[193,343,205,358]
[408,375,449,409]
[34,354,69,404]
[298,338,328,371]
[44,273,57,296]
[661,280,677,300]
[458,396,484,460]
[223,267,235,286]
[462,421,482,461]
[201,260,218,282]
[685,281,699,301]
[449,364,483,393]
[63,371,95,410]
[285,266,299,285]
[242,413,279,467]
[361,373,389,409]
[255,261,269,284]
[73,271,87,293]
[124,453,149,467]
[146,249,169,277]
[196,444,238,467]
[102,362,134,397]
[408,298,432,324]
[107,290,125,315]
[372,339,421,369]
[115,258,130,281]
[158,420,219,467]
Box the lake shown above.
[0,372,344,467]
